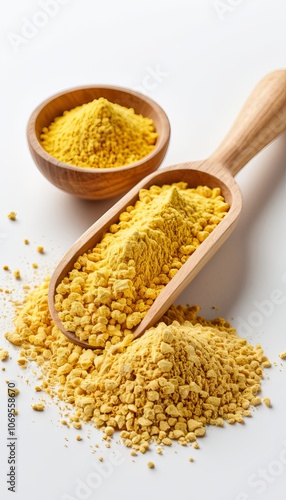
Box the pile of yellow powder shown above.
[40,97,158,168]
[5,278,270,453]
[55,182,230,347]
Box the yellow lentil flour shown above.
[5,278,270,453]
[40,97,157,168]
[55,182,230,347]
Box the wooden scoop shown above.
[48,70,286,348]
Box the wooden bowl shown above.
[27,86,170,200]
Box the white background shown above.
[0,1,286,499]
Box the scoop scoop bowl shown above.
[48,70,286,348]
[27,85,170,200]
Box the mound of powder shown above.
[40,97,158,168]
[5,278,271,453]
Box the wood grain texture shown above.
[47,70,286,348]
[211,70,286,175]
[27,86,171,200]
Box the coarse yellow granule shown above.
[24,239,29,245]
[3,265,9,271]
[8,387,19,397]
[55,182,229,348]
[17,358,26,367]
[147,461,155,469]
[262,360,271,368]
[14,269,21,280]
[279,351,286,359]
[0,349,9,361]
[73,422,82,430]
[40,97,158,169]
[7,212,16,221]
[37,246,44,254]
[76,435,82,441]
[263,397,271,408]
[32,403,45,411]
[32,263,38,269]
[251,397,261,406]
[5,278,270,454]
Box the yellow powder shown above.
[55,182,229,347]
[263,397,271,408]
[5,278,270,453]
[0,349,9,361]
[40,97,158,169]
[7,211,17,221]
[32,403,45,411]
[14,269,21,280]
[8,387,20,397]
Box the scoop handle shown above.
[210,70,286,176]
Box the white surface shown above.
[0,1,286,499]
